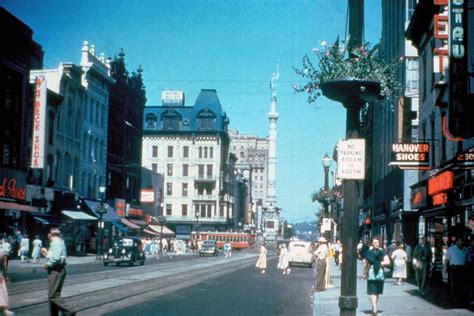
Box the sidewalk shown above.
[7,251,196,268]
[313,260,472,315]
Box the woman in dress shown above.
[31,235,42,264]
[0,243,14,315]
[19,234,30,263]
[277,244,290,275]
[391,242,407,285]
[256,244,267,274]
[364,237,390,315]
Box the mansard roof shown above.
[143,89,229,134]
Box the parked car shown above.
[288,240,314,267]
[103,237,145,266]
[199,240,219,257]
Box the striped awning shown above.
[62,210,97,221]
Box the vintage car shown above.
[199,240,219,257]
[288,240,314,267]
[103,237,146,266]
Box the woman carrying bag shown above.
[363,237,390,315]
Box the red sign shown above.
[0,178,26,200]
[432,193,448,206]
[31,76,47,169]
[128,208,143,217]
[115,198,126,217]
[428,171,454,195]
[410,186,427,209]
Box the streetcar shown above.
[193,231,256,250]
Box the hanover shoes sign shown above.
[390,142,430,170]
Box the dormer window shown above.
[145,113,157,129]
[161,109,181,130]
[197,109,216,130]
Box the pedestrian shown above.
[466,238,474,306]
[404,242,413,277]
[162,238,168,256]
[31,235,42,264]
[255,243,267,274]
[363,236,390,315]
[314,237,328,292]
[1,237,11,278]
[0,244,14,315]
[444,237,468,306]
[391,242,407,285]
[223,242,232,258]
[19,234,30,263]
[41,227,67,316]
[277,244,289,275]
[412,236,432,295]
[333,240,341,266]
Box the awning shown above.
[148,224,175,236]
[62,210,97,221]
[32,214,62,225]
[0,201,38,212]
[121,218,141,229]
[128,219,147,227]
[111,220,129,233]
[143,228,159,236]
[83,200,120,222]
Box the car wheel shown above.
[140,260,144,266]
[103,262,109,267]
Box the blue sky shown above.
[2,0,381,223]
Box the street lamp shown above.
[158,215,166,255]
[322,153,331,240]
[96,186,107,260]
[195,209,200,241]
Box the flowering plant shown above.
[294,37,402,104]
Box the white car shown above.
[288,241,314,267]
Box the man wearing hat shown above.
[42,227,67,316]
[314,236,328,292]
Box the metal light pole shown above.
[322,153,331,240]
[158,215,166,255]
[97,186,107,260]
[195,209,200,241]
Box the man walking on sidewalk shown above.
[42,228,67,316]
[444,237,468,306]
[413,236,432,295]
[314,237,328,292]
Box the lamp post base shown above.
[339,296,358,316]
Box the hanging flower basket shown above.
[294,37,402,104]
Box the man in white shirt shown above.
[314,237,328,292]
[444,238,468,306]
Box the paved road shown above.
[11,252,262,315]
[105,258,315,316]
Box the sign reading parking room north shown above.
[337,139,365,180]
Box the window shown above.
[207,204,212,218]
[161,109,181,130]
[204,147,208,158]
[182,204,188,217]
[183,146,189,158]
[152,146,158,157]
[48,111,55,145]
[200,204,206,218]
[206,164,213,177]
[183,164,189,176]
[198,147,202,158]
[146,113,157,129]
[152,163,157,172]
[166,183,172,196]
[182,183,188,196]
[167,164,173,176]
[198,164,205,177]
[166,204,172,216]
[197,109,216,130]
[209,147,213,158]
[167,146,173,158]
